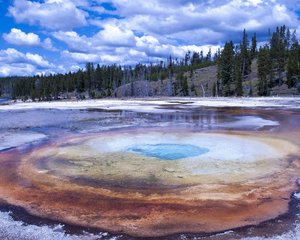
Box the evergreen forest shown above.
[0,25,299,101]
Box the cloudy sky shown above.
[0,0,299,77]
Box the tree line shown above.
[0,51,215,100]
[0,25,299,100]
[216,25,300,97]
[257,26,300,95]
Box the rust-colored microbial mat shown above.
[0,99,300,239]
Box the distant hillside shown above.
[1,25,300,101]
[243,59,299,96]
[114,65,218,97]
[114,60,300,97]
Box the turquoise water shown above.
[127,144,209,160]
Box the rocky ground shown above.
[114,60,300,97]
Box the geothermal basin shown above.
[0,97,300,239]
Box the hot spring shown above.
[127,144,209,160]
[0,98,300,240]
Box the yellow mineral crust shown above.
[0,129,299,237]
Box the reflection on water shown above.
[0,101,300,240]
[0,107,282,135]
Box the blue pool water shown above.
[127,144,209,160]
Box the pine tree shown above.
[184,51,191,66]
[206,48,212,62]
[241,29,251,77]
[257,45,270,96]
[251,33,257,59]
[182,76,189,96]
[212,82,216,97]
[85,62,94,91]
[269,26,288,86]
[287,40,300,88]
[218,41,235,96]
[76,70,84,93]
[234,46,243,96]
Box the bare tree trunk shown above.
[200,84,206,97]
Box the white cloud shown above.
[3,28,40,46]
[53,22,221,65]
[271,4,293,23]
[43,38,55,50]
[25,53,52,68]
[0,48,24,63]
[135,35,219,59]
[135,35,180,58]
[0,64,36,77]
[0,48,55,76]
[100,0,300,44]
[93,24,136,47]
[245,0,263,7]
[53,31,93,52]
[53,23,136,51]
[3,28,56,51]
[3,0,300,75]
[9,0,88,30]
[56,30,219,66]
[62,51,101,63]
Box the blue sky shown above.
[0,0,300,77]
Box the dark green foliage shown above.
[1,25,300,100]
[216,30,254,97]
[176,71,188,96]
[287,38,300,88]
[1,52,215,100]
[182,76,189,96]
[257,45,270,96]
[251,33,257,59]
[3,63,125,100]
[234,47,243,96]
[257,25,300,93]
[217,25,300,97]
[218,41,235,96]
[212,82,216,97]
[241,29,252,77]
[269,26,288,85]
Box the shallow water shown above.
[0,98,300,239]
[127,144,209,160]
